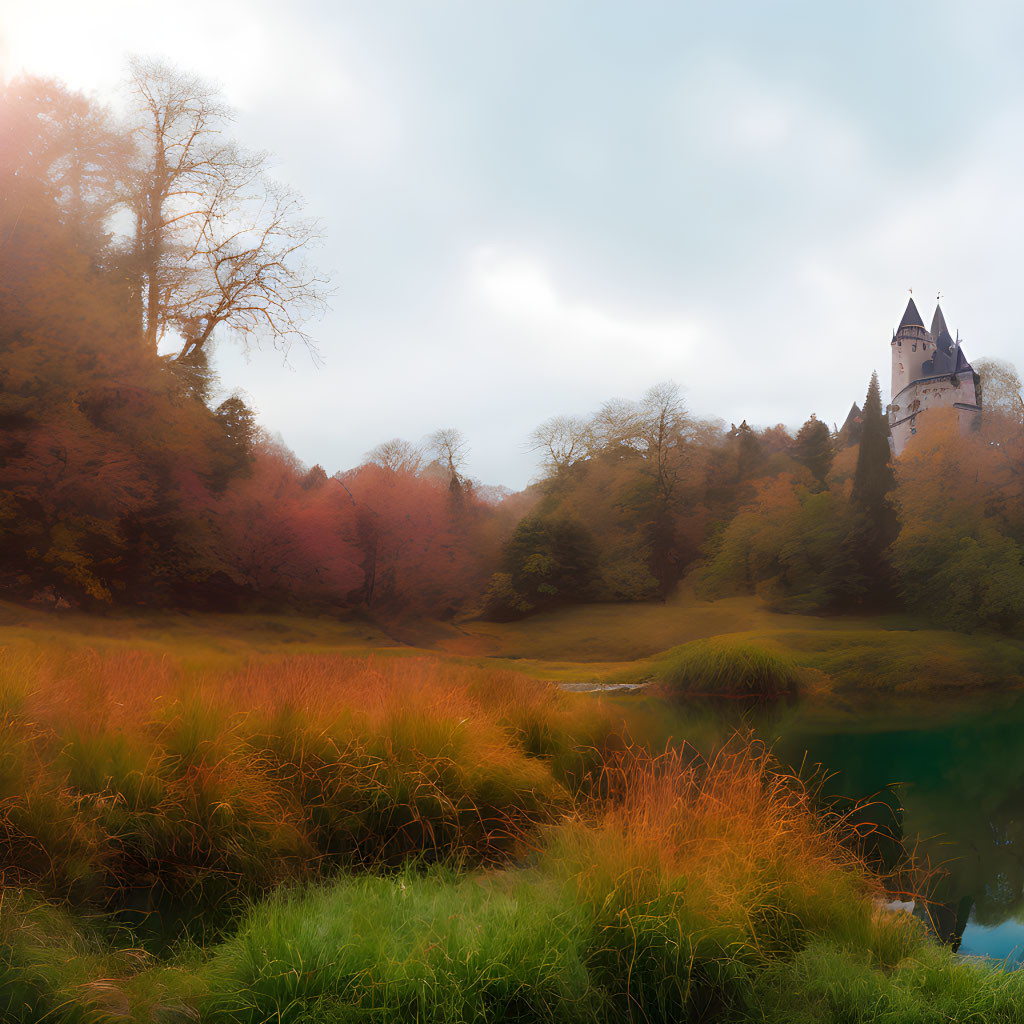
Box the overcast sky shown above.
[3,1,1023,488]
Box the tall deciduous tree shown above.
[365,438,423,475]
[0,76,128,254]
[975,358,1024,423]
[124,57,329,361]
[528,415,592,474]
[425,428,469,486]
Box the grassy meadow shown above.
[2,593,1024,1021]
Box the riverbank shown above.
[3,599,1024,1020]
[7,728,1023,1023]
[3,591,1022,697]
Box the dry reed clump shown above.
[464,667,631,789]
[0,645,625,913]
[540,742,921,1020]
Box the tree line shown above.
[3,66,1024,632]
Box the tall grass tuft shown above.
[204,868,601,1024]
[540,742,917,1019]
[0,645,627,919]
[656,638,801,697]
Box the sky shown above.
[3,0,1024,488]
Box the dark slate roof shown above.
[836,402,863,447]
[930,303,949,338]
[922,347,955,375]
[933,326,955,355]
[898,297,925,330]
[955,347,974,374]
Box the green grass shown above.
[654,638,802,697]
[0,891,203,1023]
[648,625,1024,696]
[204,869,598,1024]
[755,938,1024,1023]
[771,627,1024,693]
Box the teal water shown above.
[622,690,1024,965]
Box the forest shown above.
[4,68,1024,638]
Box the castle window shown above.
[912,343,917,352]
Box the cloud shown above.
[1,1,402,168]
[468,246,705,381]
[671,56,866,173]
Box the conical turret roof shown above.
[930,303,948,337]
[898,297,925,330]
[955,346,974,374]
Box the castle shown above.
[887,296,981,456]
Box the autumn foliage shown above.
[5,73,1024,635]
[0,74,513,619]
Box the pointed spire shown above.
[898,297,925,330]
[954,346,974,374]
[930,303,948,338]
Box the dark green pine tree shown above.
[793,415,833,489]
[852,371,896,519]
[850,371,898,604]
[733,420,764,480]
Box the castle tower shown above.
[888,296,981,455]
[890,297,928,397]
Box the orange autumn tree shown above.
[891,408,1024,630]
[342,460,497,617]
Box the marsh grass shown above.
[755,938,1024,1023]
[4,739,1020,1023]
[774,627,1024,692]
[0,645,628,920]
[201,743,929,1023]
[2,617,1022,1021]
[204,868,599,1024]
[655,638,802,697]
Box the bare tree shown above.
[365,437,423,474]
[975,358,1024,423]
[639,381,690,502]
[124,57,329,362]
[589,382,691,499]
[591,397,644,453]
[425,427,468,483]
[528,415,593,472]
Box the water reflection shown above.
[619,690,1024,964]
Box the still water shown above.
[621,690,1024,965]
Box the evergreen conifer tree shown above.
[793,415,833,489]
[733,420,764,479]
[850,371,898,604]
[852,372,896,518]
